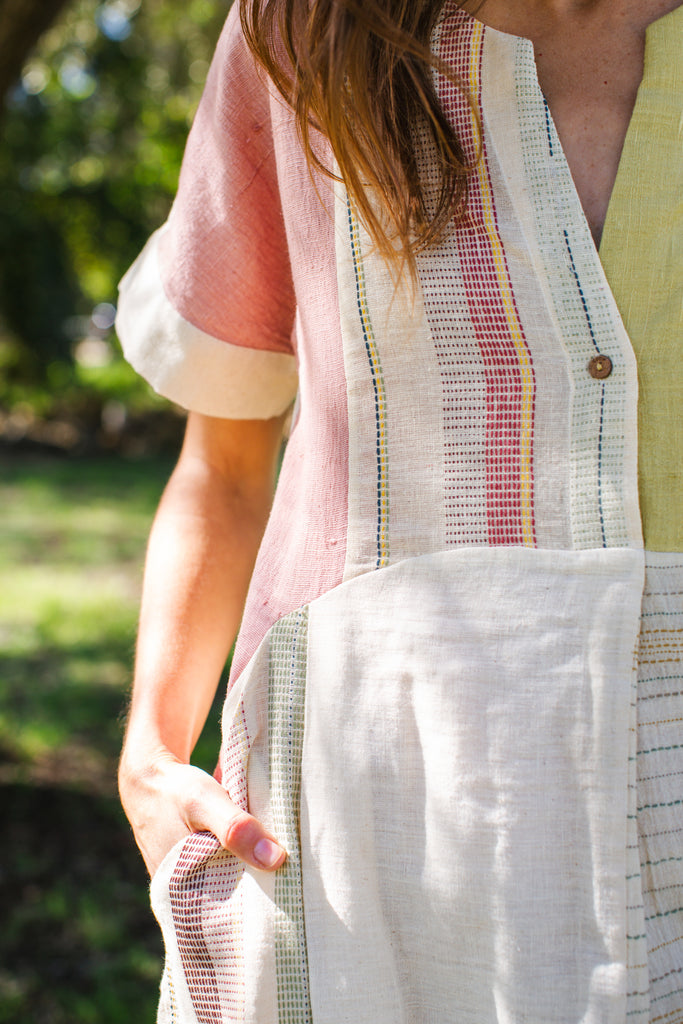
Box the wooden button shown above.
[588,354,612,380]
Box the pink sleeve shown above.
[116,5,299,418]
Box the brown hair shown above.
[239,0,474,273]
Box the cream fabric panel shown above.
[303,546,643,1024]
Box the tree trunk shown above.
[0,0,71,105]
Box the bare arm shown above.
[118,411,288,876]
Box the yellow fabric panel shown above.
[600,5,683,551]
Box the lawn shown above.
[0,454,225,1023]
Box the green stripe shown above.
[269,608,313,1024]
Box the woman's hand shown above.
[119,747,286,877]
[119,412,288,877]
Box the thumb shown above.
[182,769,287,872]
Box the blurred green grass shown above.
[0,454,226,1023]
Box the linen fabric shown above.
[599,14,683,551]
[117,2,683,1021]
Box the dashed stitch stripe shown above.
[636,560,683,1021]
[346,199,390,568]
[433,14,537,547]
[167,685,254,1022]
[562,227,607,548]
[542,96,554,156]
[168,833,229,1024]
[269,607,313,1024]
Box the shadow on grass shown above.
[0,638,225,789]
[0,453,228,1022]
[1,783,163,1024]
[0,641,133,790]
[0,640,225,1024]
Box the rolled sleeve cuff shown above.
[116,227,299,419]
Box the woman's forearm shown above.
[118,411,288,874]
[123,459,269,760]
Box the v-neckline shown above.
[455,1,682,55]
[451,1,683,254]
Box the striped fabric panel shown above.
[475,27,575,551]
[165,694,253,1022]
[424,11,537,549]
[268,608,313,1023]
[345,200,390,570]
[507,25,639,551]
[411,164,490,547]
[628,657,652,1021]
[636,556,683,1023]
[219,697,251,814]
[157,962,179,1023]
[167,833,240,1024]
[336,176,448,578]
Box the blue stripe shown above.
[563,227,607,547]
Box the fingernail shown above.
[254,838,285,869]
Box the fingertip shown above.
[253,837,287,870]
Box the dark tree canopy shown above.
[0,0,71,105]
[0,0,229,414]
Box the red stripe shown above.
[167,706,250,1019]
[438,9,536,546]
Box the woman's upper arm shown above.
[174,411,288,521]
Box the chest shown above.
[462,0,682,244]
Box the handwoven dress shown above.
[116,3,683,1021]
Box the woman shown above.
[116,0,683,1020]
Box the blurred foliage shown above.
[0,455,225,787]
[0,0,230,427]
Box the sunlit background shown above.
[0,1,232,1020]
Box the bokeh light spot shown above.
[59,55,97,99]
[22,62,50,96]
[91,303,117,332]
[96,2,132,41]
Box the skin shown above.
[118,412,289,875]
[119,0,682,878]
[466,0,683,245]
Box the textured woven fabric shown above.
[599,6,683,552]
[117,2,683,1021]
